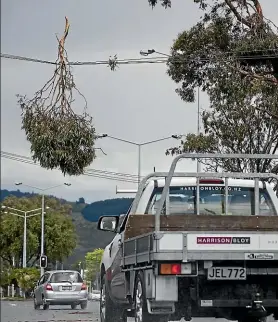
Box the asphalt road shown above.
[1,300,100,322]
[1,300,277,322]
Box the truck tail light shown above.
[45,283,53,291]
[81,283,87,290]
[160,263,181,275]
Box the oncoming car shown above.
[33,270,88,310]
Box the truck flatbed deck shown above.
[124,214,278,239]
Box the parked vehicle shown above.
[98,153,278,322]
[33,270,88,310]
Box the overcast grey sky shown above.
[1,0,277,203]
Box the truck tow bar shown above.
[243,293,268,322]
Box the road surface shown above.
[1,300,276,322]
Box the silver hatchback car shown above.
[33,270,88,310]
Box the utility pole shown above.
[23,213,27,268]
[138,145,141,188]
[197,86,201,173]
[41,193,45,276]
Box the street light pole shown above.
[138,145,141,188]
[2,207,44,268]
[41,193,45,274]
[197,86,201,173]
[23,213,27,268]
[97,134,181,187]
[15,182,71,275]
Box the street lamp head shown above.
[15,182,23,186]
[172,135,182,140]
[140,49,155,56]
[64,183,71,186]
[97,134,108,138]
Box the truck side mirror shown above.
[97,216,119,232]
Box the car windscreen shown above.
[146,186,276,216]
[50,271,83,283]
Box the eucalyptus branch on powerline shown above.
[17,17,97,176]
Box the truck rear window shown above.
[146,186,276,216]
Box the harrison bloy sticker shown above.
[197,236,251,245]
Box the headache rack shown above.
[122,153,278,267]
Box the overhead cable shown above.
[1,151,140,183]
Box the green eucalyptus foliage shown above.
[17,28,97,176]
[151,0,278,173]
[18,94,96,176]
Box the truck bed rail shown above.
[129,153,278,232]
[124,214,278,239]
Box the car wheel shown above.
[33,296,40,310]
[71,304,77,309]
[80,301,87,310]
[100,274,126,322]
[42,297,49,310]
[134,271,169,322]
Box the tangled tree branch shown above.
[18,17,96,176]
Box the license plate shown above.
[62,286,71,291]
[207,267,246,280]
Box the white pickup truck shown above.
[97,153,278,322]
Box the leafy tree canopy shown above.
[10,267,40,291]
[84,248,104,282]
[0,195,77,267]
[149,0,278,173]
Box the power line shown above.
[1,151,138,178]
[2,154,138,183]
[0,53,168,66]
[1,151,140,183]
[1,151,139,181]
[1,51,278,67]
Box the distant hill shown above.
[1,189,134,221]
[0,189,133,266]
[82,198,133,222]
[0,189,68,204]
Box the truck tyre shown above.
[100,274,126,322]
[81,301,87,310]
[33,296,40,310]
[134,271,169,322]
[42,297,49,310]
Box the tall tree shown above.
[149,0,278,173]
[84,248,104,283]
[0,195,77,267]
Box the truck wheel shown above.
[134,271,169,322]
[33,296,40,310]
[81,301,87,309]
[100,274,126,322]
